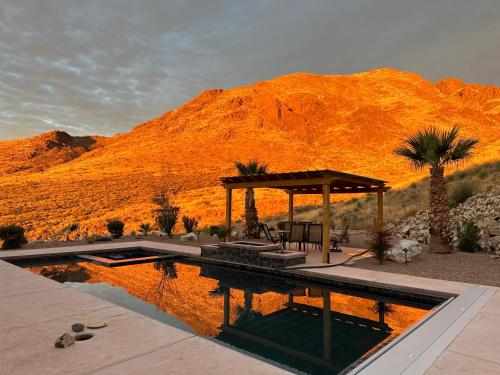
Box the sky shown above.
[1,0,499,140]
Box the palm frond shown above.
[234,160,268,176]
[449,137,479,162]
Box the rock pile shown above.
[449,186,500,252]
[387,186,500,252]
[387,211,430,244]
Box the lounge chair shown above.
[260,223,283,246]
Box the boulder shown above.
[386,240,422,263]
[180,232,198,241]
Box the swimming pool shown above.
[16,255,442,374]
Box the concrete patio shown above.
[0,241,499,374]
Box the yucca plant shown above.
[234,160,268,239]
[394,126,478,242]
[139,223,153,236]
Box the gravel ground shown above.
[353,248,500,287]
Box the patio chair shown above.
[289,223,306,251]
[333,224,350,243]
[329,225,348,253]
[307,224,322,251]
[299,221,312,248]
[260,223,282,245]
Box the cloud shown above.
[0,0,499,139]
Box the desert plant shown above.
[106,219,124,239]
[215,226,229,241]
[450,181,475,207]
[395,126,478,242]
[155,207,179,237]
[367,228,394,264]
[457,220,480,252]
[234,160,268,239]
[63,223,79,241]
[139,223,152,236]
[152,177,180,238]
[182,216,198,233]
[0,224,28,249]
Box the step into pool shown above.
[13,255,444,374]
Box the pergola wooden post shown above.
[377,190,384,231]
[322,183,331,264]
[226,188,232,241]
[221,170,389,264]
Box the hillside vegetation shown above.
[263,161,500,230]
[0,69,498,240]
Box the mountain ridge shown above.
[0,68,498,239]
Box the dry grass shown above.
[264,161,500,230]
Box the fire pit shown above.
[200,241,306,268]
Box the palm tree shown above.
[394,126,478,242]
[234,160,268,239]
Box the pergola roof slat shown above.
[221,169,389,194]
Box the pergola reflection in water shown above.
[201,265,429,374]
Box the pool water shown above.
[25,259,437,374]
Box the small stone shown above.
[55,333,75,348]
[72,323,85,333]
[87,321,107,329]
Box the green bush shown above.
[106,219,124,239]
[182,216,198,233]
[457,221,480,252]
[478,170,488,180]
[0,224,28,249]
[450,181,475,207]
[276,222,286,230]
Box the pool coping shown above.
[1,240,499,374]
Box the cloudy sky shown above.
[1,0,499,140]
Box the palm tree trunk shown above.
[244,188,259,239]
[429,166,450,242]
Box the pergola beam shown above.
[223,177,331,190]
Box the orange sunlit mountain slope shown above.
[1,68,499,239]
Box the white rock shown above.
[386,240,422,263]
[180,232,198,241]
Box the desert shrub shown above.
[478,170,488,180]
[155,207,180,237]
[457,220,480,252]
[0,224,28,249]
[106,219,124,239]
[410,182,418,190]
[215,226,228,241]
[367,228,394,264]
[182,216,198,233]
[63,223,79,241]
[450,181,475,207]
[139,223,152,236]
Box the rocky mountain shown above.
[0,130,108,175]
[0,68,499,239]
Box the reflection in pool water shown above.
[28,260,434,374]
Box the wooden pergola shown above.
[221,170,390,264]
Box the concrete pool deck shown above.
[1,240,499,374]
